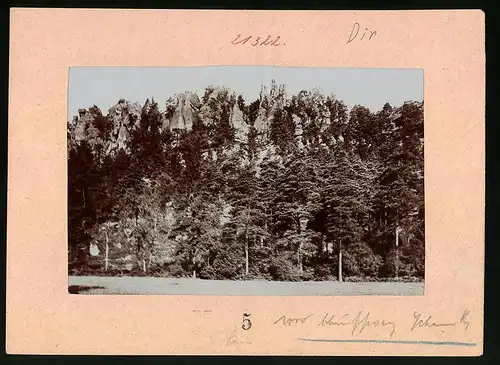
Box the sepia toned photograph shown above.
[68,66,424,296]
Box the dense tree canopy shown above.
[68,83,424,281]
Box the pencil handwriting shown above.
[347,22,377,44]
[231,34,284,47]
[272,309,471,341]
[226,326,252,346]
[274,314,314,326]
[318,311,396,337]
[411,309,471,332]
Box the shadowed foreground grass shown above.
[68,276,424,295]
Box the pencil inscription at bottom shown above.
[226,327,252,346]
[317,311,396,337]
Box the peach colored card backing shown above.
[7,9,484,356]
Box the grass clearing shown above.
[68,275,424,295]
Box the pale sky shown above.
[68,66,423,120]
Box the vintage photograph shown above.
[68,66,424,295]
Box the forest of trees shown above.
[68,82,424,282]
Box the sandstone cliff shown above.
[165,92,201,131]
[69,99,143,155]
[68,82,293,155]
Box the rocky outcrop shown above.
[73,108,94,143]
[106,99,142,153]
[198,87,230,127]
[231,103,248,143]
[165,92,201,131]
[68,83,295,155]
[69,107,106,150]
[108,99,142,130]
[293,115,305,150]
[69,99,143,155]
[254,80,287,138]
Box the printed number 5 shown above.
[242,313,252,330]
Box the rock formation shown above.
[230,102,248,143]
[165,92,201,131]
[68,99,143,155]
[68,83,293,156]
[107,99,142,153]
[254,80,287,139]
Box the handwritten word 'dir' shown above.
[231,34,284,47]
[347,22,377,44]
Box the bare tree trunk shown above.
[298,245,303,273]
[192,255,196,278]
[245,244,249,276]
[260,210,264,248]
[105,232,109,271]
[395,226,402,278]
[245,203,249,276]
[338,246,343,282]
[395,249,399,279]
[149,217,156,270]
[395,226,399,279]
[142,257,146,272]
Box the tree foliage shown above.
[68,84,424,281]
